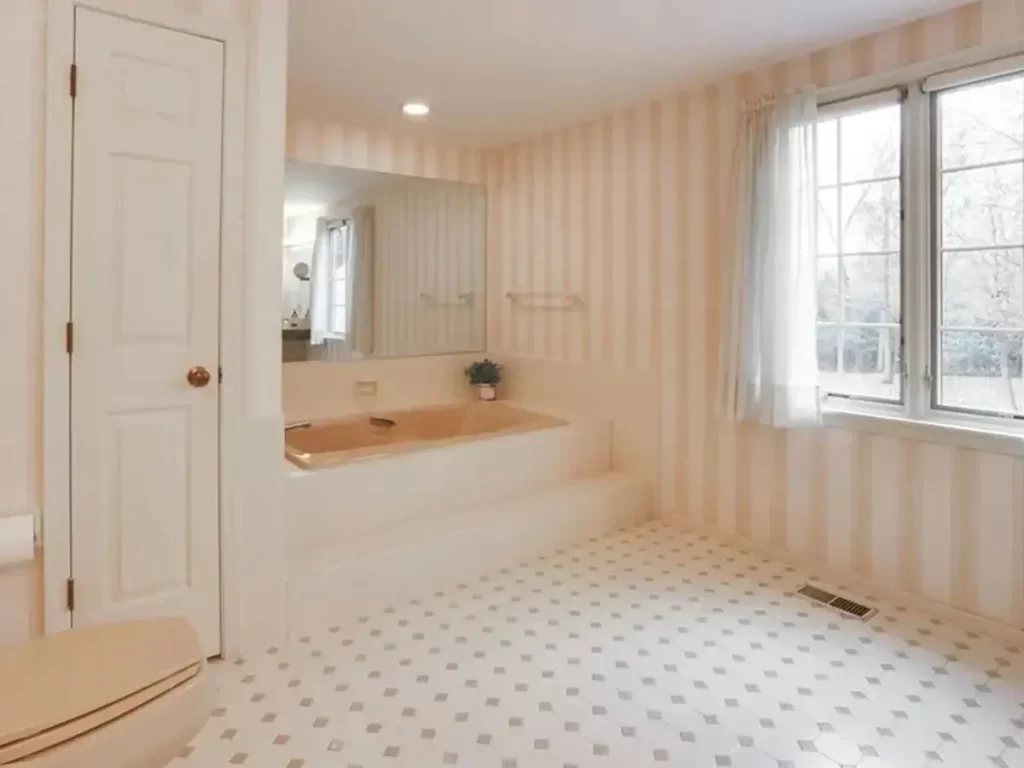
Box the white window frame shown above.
[820,57,1024,456]
[816,87,907,409]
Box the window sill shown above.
[823,405,1024,457]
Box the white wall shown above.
[0,3,46,603]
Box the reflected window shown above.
[327,222,350,337]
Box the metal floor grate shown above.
[829,596,876,619]
[796,584,836,604]
[797,583,877,621]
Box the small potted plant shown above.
[465,358,502,401]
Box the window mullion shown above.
[898,85,927,420]
[836,117,845,377]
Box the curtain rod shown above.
[740,87,813,113]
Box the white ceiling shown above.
[287,0,967,147]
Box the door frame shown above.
[41,0,247,656]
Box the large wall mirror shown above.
[282,162,486,363]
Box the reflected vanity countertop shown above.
[282,327,311,341]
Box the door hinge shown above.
[69,64,77,99]
[66,578,75,612]
[65,321,74,354]
[218,366,223,384]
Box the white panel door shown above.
[70,8,224,655]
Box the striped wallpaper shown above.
[287,120,486,187]
[287,0,1024,630]
[372,179,486,358]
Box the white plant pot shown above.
[477,384,497,401]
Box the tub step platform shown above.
[286,472,651,635]
[288,417,613,565]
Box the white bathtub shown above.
[285,402,566,468]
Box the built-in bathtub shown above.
[283,400,651,634]
[285,402,566,468]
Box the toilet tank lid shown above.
[0,618,203,749]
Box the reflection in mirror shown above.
[282,163,486,363]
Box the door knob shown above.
[187,366,212,388]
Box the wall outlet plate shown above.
[354,380,378,396]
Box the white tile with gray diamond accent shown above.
[174,521,1024,767]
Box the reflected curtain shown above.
[346,206,375,358]
[308,217,331,345]
[719,91,821,427]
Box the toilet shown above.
[0,618,211,767]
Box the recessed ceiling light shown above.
[402,101,430,118]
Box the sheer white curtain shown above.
[308,217,331,345]
[720,91,821,427]
[309,218,348,347]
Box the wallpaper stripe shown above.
[1013,464,1024,626]
[919,443,955,605]
[534,137,545,355]
[901,443,922,593]
[549,134,562,360]
[561,132,572,361]
[655,101,675,511]
[952,451,980,612]
[287,120,485,186]
[685,95,707,525]
[823,430,855,573]
[600,117,614,366]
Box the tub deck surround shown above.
[286,472,650,634]
[285,402,566,468]
[286,412,613,569]
[496,357,662,511]
[281,395,654,636]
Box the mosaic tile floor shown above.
[176,521,1024,767]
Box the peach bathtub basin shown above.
[285,402,567,469]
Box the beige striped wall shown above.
[288,120,487,186]
[287,0,1024,630]
[371,179,486,358]
[485,0,1024,630]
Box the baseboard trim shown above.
[682,522,1024,648]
